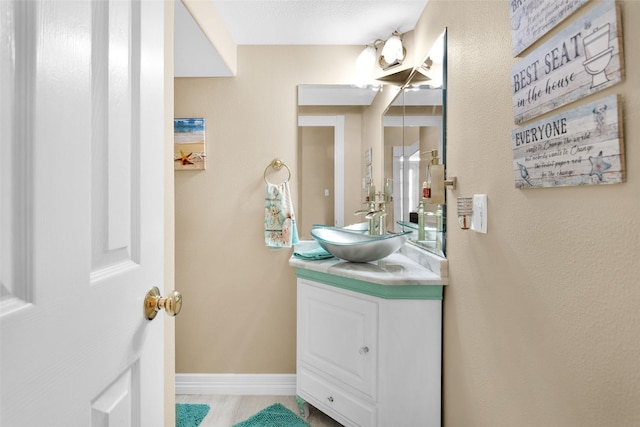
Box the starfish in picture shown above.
[175,150,193,165]
[588,150,611,181]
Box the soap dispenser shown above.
[417,200,426,241]
[384,178,393,202]
[366,179,375,202]
[422,168,431,199]
[428,150,445,205]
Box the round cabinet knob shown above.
[359,346,369,355]
[144,287,182,320]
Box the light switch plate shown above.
[471,194,487,233]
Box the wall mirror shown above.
[383,29,447,257]
[296,28,447,256]
[297,84,385,239]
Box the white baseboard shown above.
[175,373,297,396]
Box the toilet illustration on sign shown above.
[582,23,614,88]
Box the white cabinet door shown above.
[297,280,377,398]
[0,0,165,425]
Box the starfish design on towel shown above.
[588,150,611,181]
[175,150,193,165]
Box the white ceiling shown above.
[174,0,429,77]
[211,0,429,45]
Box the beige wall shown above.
[418,1,640,425]
[174,0,640,425]
[174,45,362,374]
[164,1,175,426]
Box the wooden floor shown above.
[176,395,344,427]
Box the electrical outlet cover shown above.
[471,194,487,233]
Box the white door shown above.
[0,0,166,426]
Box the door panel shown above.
[0,1,165,426]
[91,362,141,427]
[0,0,36,315]
[91,0,139,274]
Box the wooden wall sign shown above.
[512,94,624,189]
[511,0,623,125]
[510,0,589,57]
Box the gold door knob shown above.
[144,286,182,320]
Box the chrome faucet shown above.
[355,199,387,235]
[355,201,381,235]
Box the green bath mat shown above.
[233,403,310,427]
[176,403,210,427]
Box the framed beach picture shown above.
[174,118,206,170]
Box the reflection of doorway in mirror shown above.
[300,126,334,237]
[392,140,419,232]
[297,115,345,233]
[408,150,420,217]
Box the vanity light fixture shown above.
[420,57,433,72]
[356,43,379,75]
[356,32,406,76]
[379,31,406,70]
[381,31,404,63]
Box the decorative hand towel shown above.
[293,247,334,260]
[265,181,299,248]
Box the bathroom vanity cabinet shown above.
[290,247,446,427]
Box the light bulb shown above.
[356,45,376,74]
[381,33,403,63]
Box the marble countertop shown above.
[289,241,448,286]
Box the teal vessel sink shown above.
[310,225,410,263]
